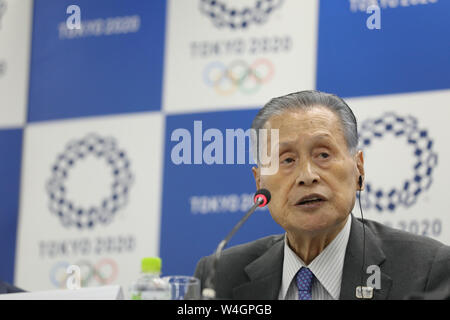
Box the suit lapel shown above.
[231,215,394,300]
[340,215,392,300]
[232,237,284,299]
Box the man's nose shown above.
[295,161,320,186]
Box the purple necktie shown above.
[296,267,314,300]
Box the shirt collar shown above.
[280,215,352,300]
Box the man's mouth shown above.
[295,194,327,207]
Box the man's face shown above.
[253,106,364,237]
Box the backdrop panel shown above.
[0,0,33,128]
[317,0,450,97]
[27,0,166,122]
[163,0,319,113]
[160,109,284,276]
[0,129,23,283]
[349,89,450,244]
[15,113,165,291]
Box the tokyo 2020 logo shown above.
[358,112,438,212]
[199,0,284,29]
[46,134,133,229]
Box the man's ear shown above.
[252,166,261,191]
[355,150,365,191]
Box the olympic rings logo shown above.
[203,59,275,96]
[50,258,119,288]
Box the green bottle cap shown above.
[141,257,162,273]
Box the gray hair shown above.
[251,90,358,163]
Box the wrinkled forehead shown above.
[263,106,347,144]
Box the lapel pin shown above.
[356,286,374,299]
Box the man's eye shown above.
[282,157,295,164]
[319,153,330,159]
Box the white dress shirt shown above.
[278,215,352,300]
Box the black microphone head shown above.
[254,188,271,207]
[359,176,363,188]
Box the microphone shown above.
[202,189,271,299]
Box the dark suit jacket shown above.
[194,215,450,299]
[0,281,25,294]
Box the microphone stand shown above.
[202,198,263,299]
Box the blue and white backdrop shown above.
[0,0,449,291]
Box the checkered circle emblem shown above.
[46,134,133,229]
[199,0,284,29]
[357,113,438,212]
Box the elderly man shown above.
[194,90,450,300]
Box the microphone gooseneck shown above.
[202,189,271,299]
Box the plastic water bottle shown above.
[129,257,171,300]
